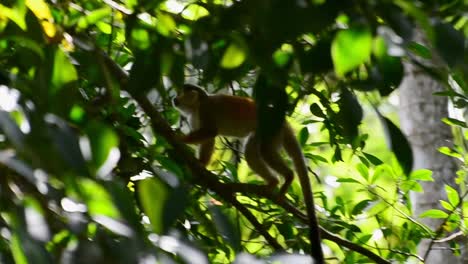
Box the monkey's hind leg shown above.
[260,144,294,198]
[244,136,279,188]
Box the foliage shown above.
[0,0,466,263]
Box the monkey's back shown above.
[206,95,257,137]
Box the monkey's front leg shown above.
[198,138,215,166]
[181,128,217,144]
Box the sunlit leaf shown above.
[420,209,448,219]
[445,185,459,207]
[400,181,422,192]
[77,7,112,30]
[336,178,361,184]
[0,0,27,30]
[156,12,177,36]
[332,27,373,76]
[438,146,462,158]
[85,122,120,178]
[220,40,247,69]
[440,200,454,211]
[138,177,168,234]
[442,117,467,128]
[409,169,433,182]
[11,233,28,264]
[26,0,56,37]
[181,4,209,21]
[79,179,120,218]
[51,48,78,94]
[131,28,150,50]
[356,163,368,181]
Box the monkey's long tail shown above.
[283,124,324,264]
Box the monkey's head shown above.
[173,84,208,114]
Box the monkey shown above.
[173,84,324,263]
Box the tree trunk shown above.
[398,45,459,263]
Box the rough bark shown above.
[399,48,459,263]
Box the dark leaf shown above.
[337,88,363,142]
[0,111,26,152]
[362,152,384,166]
[209,205,241,252]
[376,110,413,175]
[433,21,465,67]
[45,114,88,175]
[254,73,288,143]
[351,199,372,216]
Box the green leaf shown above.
[77,7,112,29]
[131,28,150,50]
[51,48,78,94]
[336,178,361,184]
[440,200,454,211]
[420,209,448,219]
[79,179,120,218]
[400,181,422,192]
[409,169,433,181]
[332,26,373,76]
[156,12,177,36]
[310,103,326,118]
[46,115,87,175]
[407,41,432,59]
[362,152,383,166]
[356,163,368,181]
[351,199,371,216]
[86,122,120,178]
[304,153,328,164]
[299,127,309,146]
[445,185,459,207]
[138,178,168,234]
[11,233,28,264]
[220,40,247,69]
[209,205,241,252]
[438,146,462,158]
[0,111,25,152]
[0,0,27,30]
[181,4,210,21]
[442,118,467,128]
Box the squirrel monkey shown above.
[173,84,324,263]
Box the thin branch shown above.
[434,231,464,243]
